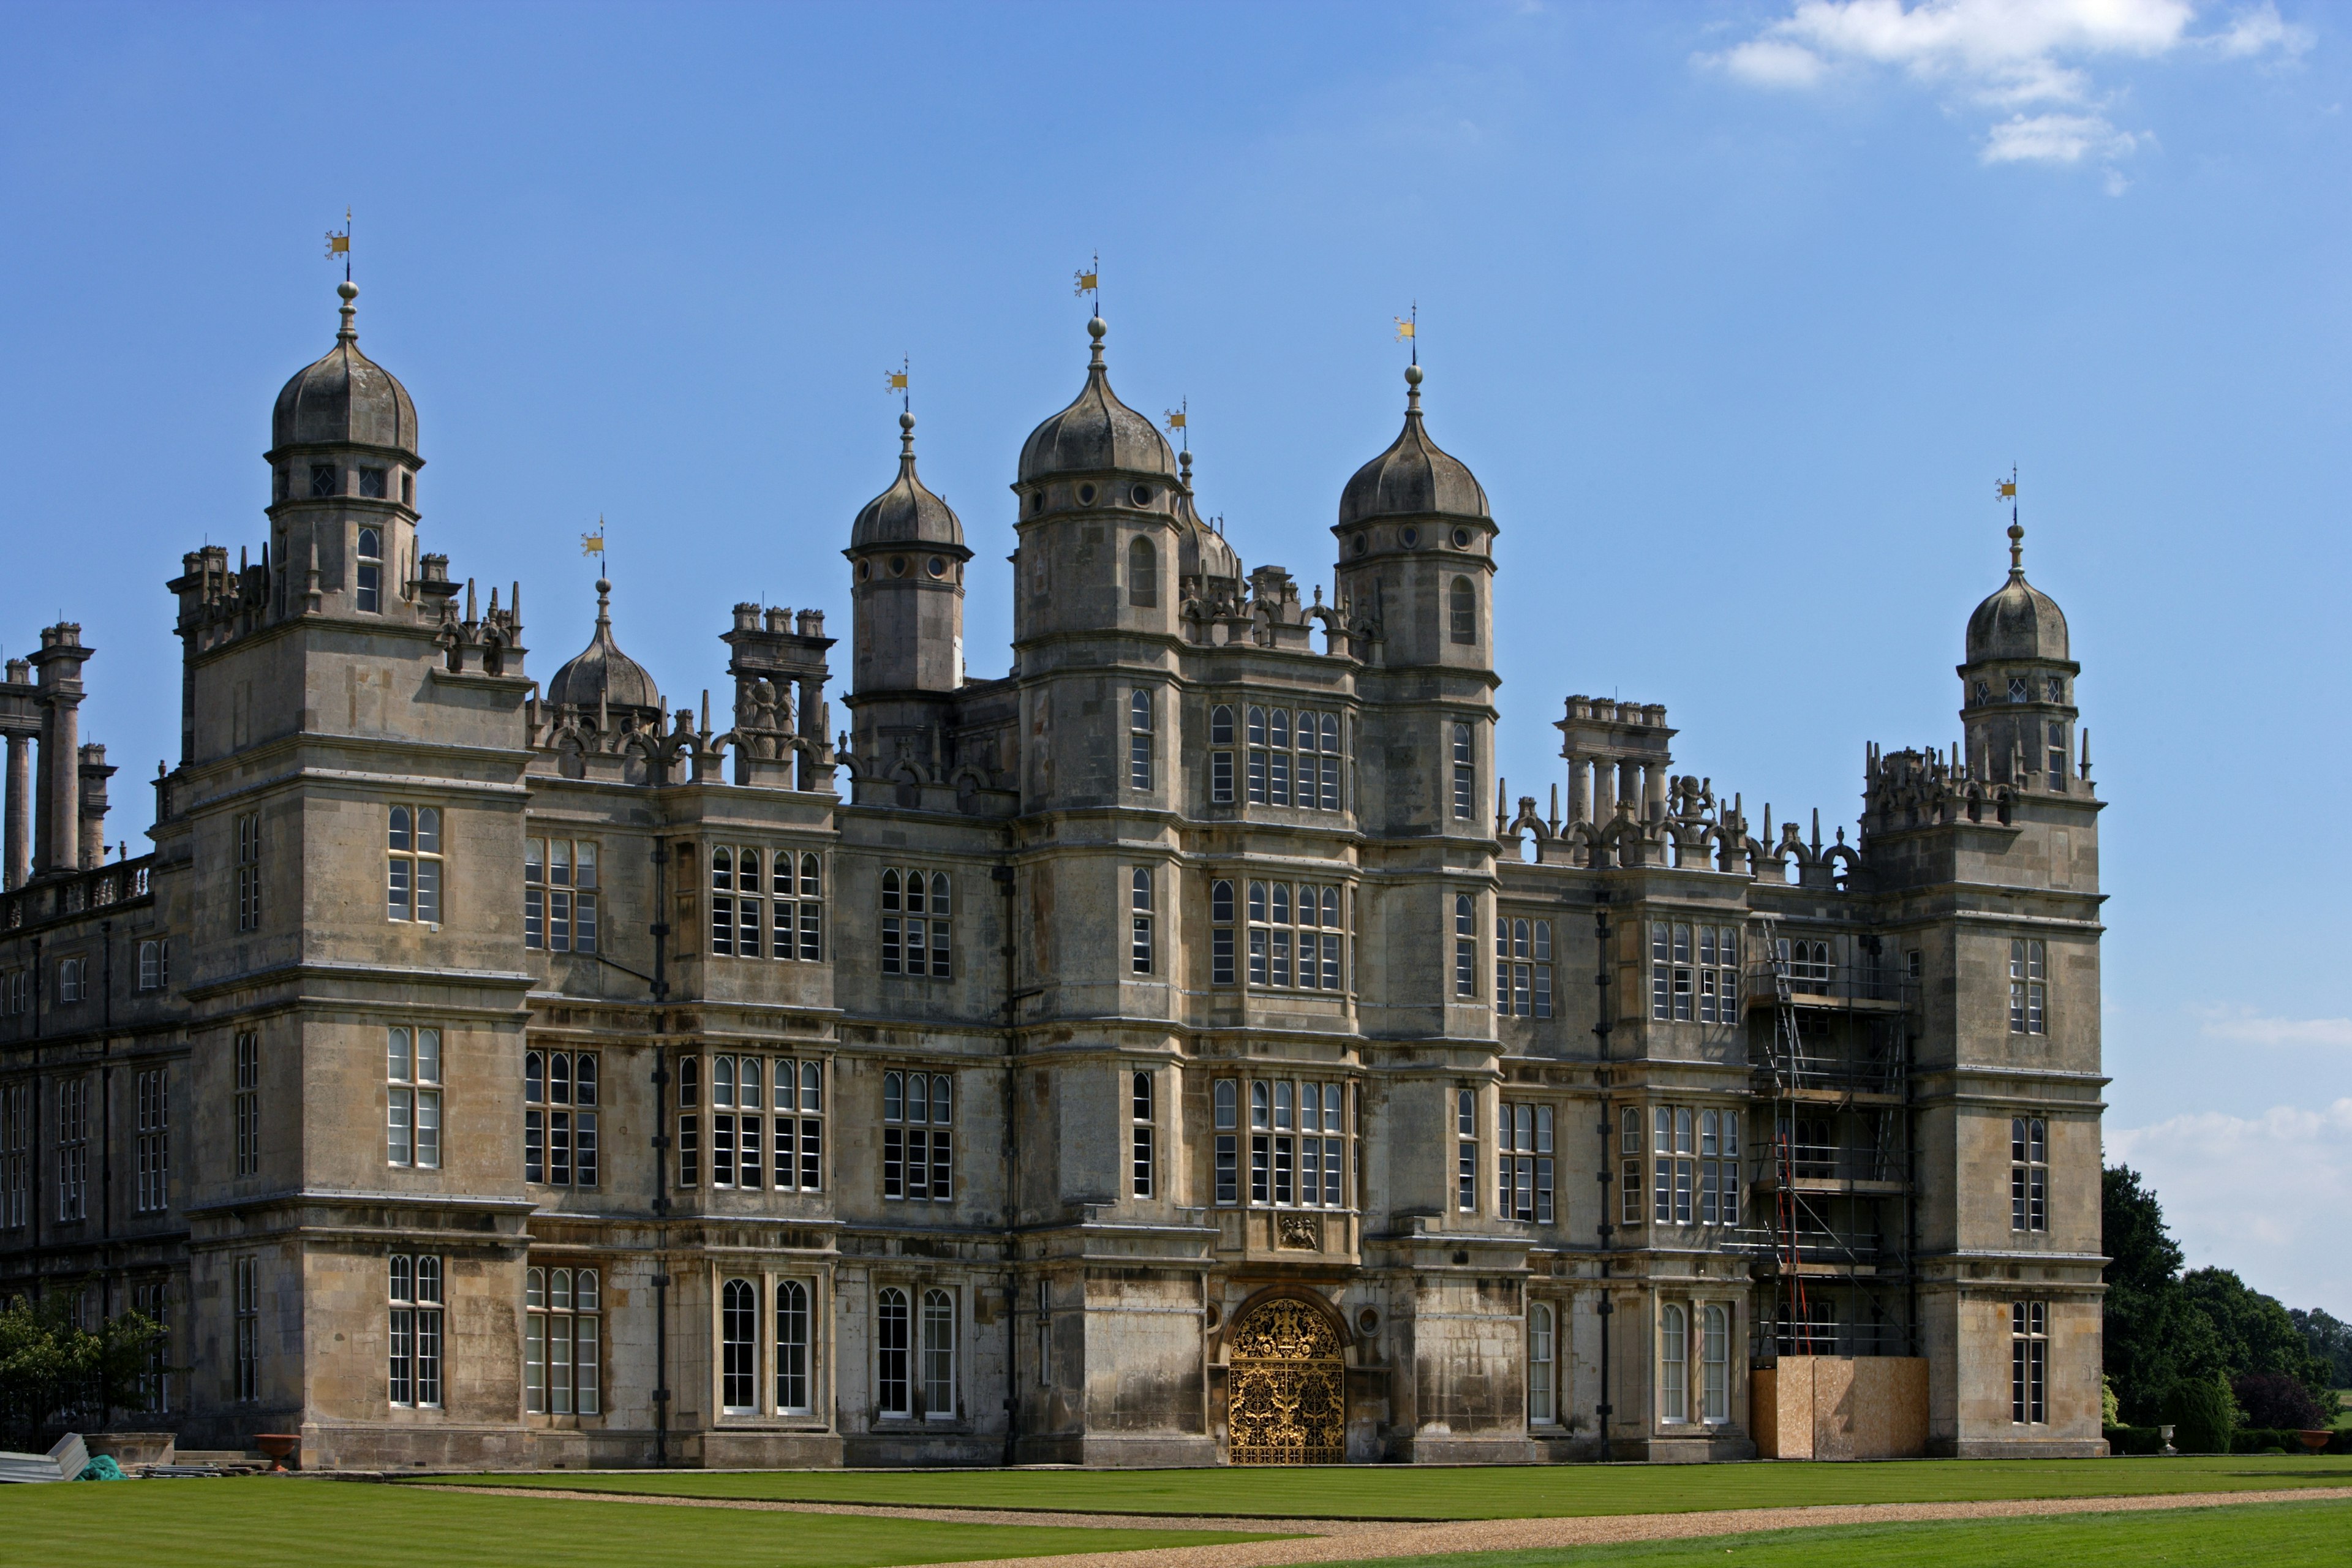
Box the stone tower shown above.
[844,410,971,772]
[1859,518,2105,1455]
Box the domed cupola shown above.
[1337,363,1488,527]
[270,281,419,461]
[1966,522,2069,663]
[547,577,660,726]
[852,412,966,550]
[1174,449,1240,586]
[1016,316,1176,492]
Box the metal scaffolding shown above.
[1745,918,1918,1362]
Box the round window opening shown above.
[856,560,871,581]
[1077,483,1097,505]
[926,556,948,578]
[888,556,908,577]
[1351,532,1369,557]
[1451,526,1473,548]
[1399,526,1420,548]
[1132,483,1154,506]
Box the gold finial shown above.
[1997,466,2022,573]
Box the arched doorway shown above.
[1226,1295,1344,1464]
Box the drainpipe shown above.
[649,839,674,1468]
[1592,894,1614,1462]
[993,862,1019,1466]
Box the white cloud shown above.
[1981,110,2140,162]
[2108,1098,2352,1311]
[1703,1,2312,179]
[2199,1005,2352,1047]
[2208,2,2315,58]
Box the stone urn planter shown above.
[253,1433,301,1471]
[2296,1429,2333,1454]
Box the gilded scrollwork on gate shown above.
[1226,1298,1344,1464]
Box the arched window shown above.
[1131,1071,1154,1198]
[1452,723,1475,820]
[1210,878,1235,986]
[1449,576,1475,644]
[921,1288,956,1419]
[1130,867,1154,974]
[877,1287,911,1415]
[1528,1302,1556,1424]
[1454,894,1476,999]
[1660,1304,1687,1423]
[1128,689,1153,791]
[1128,536,1158,608]
[1208,704,1235,803]
[721,1278,758,1414]
[356,527,382,613]
[776,1280,811,1413]
[1701,1304,1729,1423]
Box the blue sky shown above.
[2,1,2345,1311]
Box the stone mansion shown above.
[0,280,2108,1467]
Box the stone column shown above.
[77,744,113,869]
[1566,756,1591,826]
[1594,755,1618,821]
[1645,763,1670,820]
[1618,760,1642,820]
[4,734,27,889]
[31,624,92,878]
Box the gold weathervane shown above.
[325,208,352,281]
[581,519,608,565]
[1074,254,1099,300]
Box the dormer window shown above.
[356,528,383,613]
[2007,677,2029,703]
[309,464,337,499]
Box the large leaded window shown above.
[711,847,825,961]
[1497,1100,1555,1223]
[1654,922,1740,1021]
[2011,1300,2047,1423]
[1244,1077,1351,1208]
[880,869,951,978]
[1648,1105,1740,1227]
[134,1068,168,1213]
[2009,939,2047,1033]
[389,1254,444,1408]
[1245,880,1345,991]
[525,1266,601,1416]
[1243,706,1343,810]
[1455,894,1477,1000]
[684,1054,825,1192]
[525,1050,599,1187]
[387,805,443,925]
[1451,722,1474,820]
[876,1286,957,1421]
[524,838,599,953]
[1494,916,1553,1018]
[2011,1116,2048,1232]
[1210,878,1236,985]
[776,1280,812,1414]
[387,1027,442,1169]
[882,1070,952,1202]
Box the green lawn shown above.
[0,1477,1273,1568]
[434,1454,2352,1520]
[1322,1499,2352,1568]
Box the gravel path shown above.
[409,1483,1373,1535]
[417,1480,2352,1567]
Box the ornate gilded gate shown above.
[1226,1297,1345,1464]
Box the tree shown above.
[2290,1307,2352,1389]
[2183,1268,2340,1418]
[2163,1371,2239,1453]
[2102,1165,2222,1423]
[0,1287,165,1450]
[2233,1371,2328,1431]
